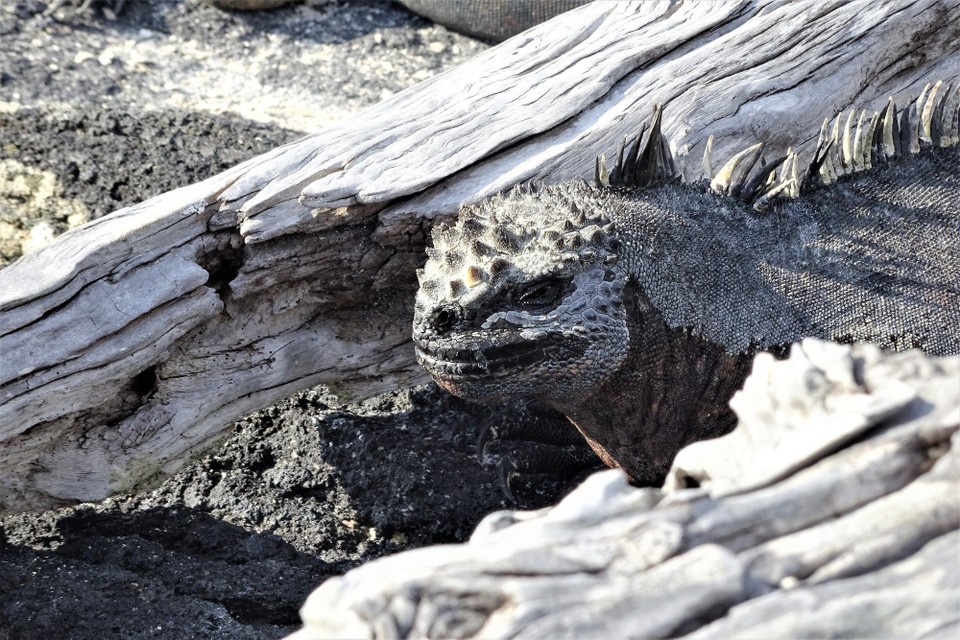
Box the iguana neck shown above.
[543,280,753,485]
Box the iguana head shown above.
[413,183,630,404]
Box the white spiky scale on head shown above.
[418,184,621,309]
[710,142,763,194]
[701,134,715,180]
[943,84,960,145]
[881,97,896,158]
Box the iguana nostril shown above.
[430,304,461,334]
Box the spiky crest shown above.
[596,104,676,190]
[595,79,959,212]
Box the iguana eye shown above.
[515,277,567,311]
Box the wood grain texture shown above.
[1,0,957,512]
[289,340,960,640]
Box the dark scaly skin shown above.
[202,0,591,42]
[398,0,592,42]
[551,283,752,484]
[413,136,960,486]
[208,0,295,9]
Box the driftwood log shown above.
[1,0,958,513]
[289,339,960,640]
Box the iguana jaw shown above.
[414,332,586,399]
[414,332,571,378]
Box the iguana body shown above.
[205,0,590,42]
[397,0,592,42]
[413,84,960,485]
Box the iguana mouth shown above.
[415,336,572,378]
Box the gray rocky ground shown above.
[0,2,571,638]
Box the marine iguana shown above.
[412,81,960,487]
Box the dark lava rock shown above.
[0,107,299,221]
[1,385,567,640]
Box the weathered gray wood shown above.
[1,0,957,513]
[288,340,960,640]
[740,442,959,591]
[665,341,919,496]
[689,531,960,640]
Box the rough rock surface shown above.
[1,385,570,639]
[292,340,960,639]
[0,2,566,640]
[0,0,487,264]
[0,109,296,266]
